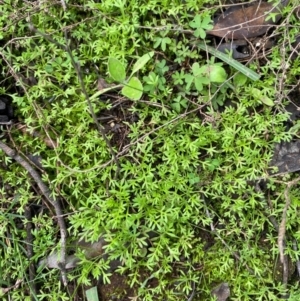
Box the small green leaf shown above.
[184,73,194,90]
[189,15,213,38]
[130,52,154,77]
[192,62,201,76]
[171,102,180,112]
[153,37,162,49]
[260,96,274,106]
[45,64,53,73]
[108,58,126,82]
[189,15,201,29]
[85,286,99,301]
[122,77,143,100]
[194,77,204,92]
[252,88,274,106]
[199,28,206,39]
[233,73,248,86]
[161,37,171,52]
[201,15,214,30]
[188,173,200,185]
[289,121,300,136]
[204,65,227,83]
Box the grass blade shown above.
[197,42,261,81]
[85,286,99,301]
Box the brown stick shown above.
[63,31,120,178]
[0,141,68,285]
[277,176,300,294]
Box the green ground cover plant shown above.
[0,0,300,300]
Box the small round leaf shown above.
[205,65,227,83]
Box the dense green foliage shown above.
[1,0,300,300]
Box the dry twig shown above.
[24,206,37,299]
[278,177,300,263]
[277,176,300,292]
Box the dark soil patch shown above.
[99,273,136,301]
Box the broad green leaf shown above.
[85,286,99,301]
[122,77,143,100]
[108,58,126,82]
[197,43,261,81]
[130,52,154,77]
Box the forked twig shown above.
[0,141,68,285]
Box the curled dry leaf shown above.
[39,236,121,272]
[211,282,230,301]
[39,237,106,269]
[207,0,289,39]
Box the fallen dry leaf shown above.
[207,0,289,39]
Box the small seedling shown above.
[90,52,154,101]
